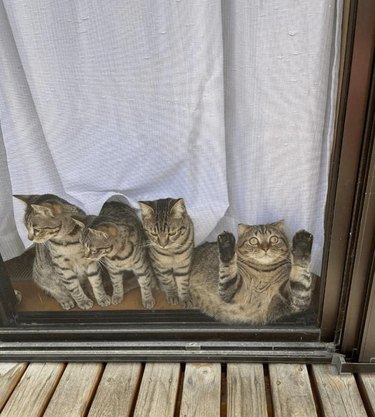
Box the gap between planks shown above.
[0,362,374,417]
[0,363,65,417]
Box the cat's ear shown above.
[13,195,39,205]
[270,220,285,232]
[30,204,54,217]
[47,200,67,215]
[238,223,251,236]
[170,198,186,219]
[71,217,86,229]
[97,222,119,238]
[138,201,155,219]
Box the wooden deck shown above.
[0,362,374,416]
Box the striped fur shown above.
[189,221,314,324]
[15,194,110,310]
[78,201,156,309]
[139,198,194,307]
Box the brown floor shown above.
[6,248,183,312]
[6,247,319,318]
[13,280,182,312]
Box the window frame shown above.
[0,0,374,362]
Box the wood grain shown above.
[312,365,367,417]
[227,363,267,417]
[43,363,103,417]
[133,363,180,417]
[269,364,318,417]
[179,363,221,417]
[0,363,28,411]
[358,373,375,417]
[0,363,64,417]
[87,363,142,417]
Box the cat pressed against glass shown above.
[189,221,314,324]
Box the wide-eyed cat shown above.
[189,221,314,324]
[15,194,110,310]
[75,200,156,309]
[139,198,194,307]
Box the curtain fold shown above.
[0,0,342,274]
[209,0,342,273]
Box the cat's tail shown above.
[189,284,268,325]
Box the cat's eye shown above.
[249,237,258,245]
[169,230,177,236]
[270,235,279,244]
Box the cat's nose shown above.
[27,232,34,240]
[158,237,168,248]
[260,243,269,253]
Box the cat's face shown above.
[15,194,80,243]
[77,219,125,260]
[139,198,188,249]
[237,221,289,265]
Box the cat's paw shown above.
[217,231,236,263]
[59,299,75,310]
[181,298,193,309]
[77,298,94,310]
[166,294,179,305]
[97,294,111,307]
[142,297,155,309]
[292,230,313,267]
[111,294,124,305]
[14,290,22,304]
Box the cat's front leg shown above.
[217,232,239,302]
[133,259,156,309]
[155,266,179,305]
[107,267,125,305]
[86,262,111,307]
[150,252,179,305]
[59,270,94,310]
[174,262,193,308]
[289,230,314,312]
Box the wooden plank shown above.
[0,363,28,411]
[133,363,180,417]
[43,363,103,417]
[179,363,221,417]
[227,363,267,417]
[358,373,375,417]
[0,363,64,417]
[87,363,142,417]
[312,365,367,417]
[269,364,318,417]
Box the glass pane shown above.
[0,0,342,328]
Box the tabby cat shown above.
[75,200,156,309]
[139,198,194,307]
[15,194,110,310]
[189,221,314,324]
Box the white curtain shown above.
[0,0,342,274]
